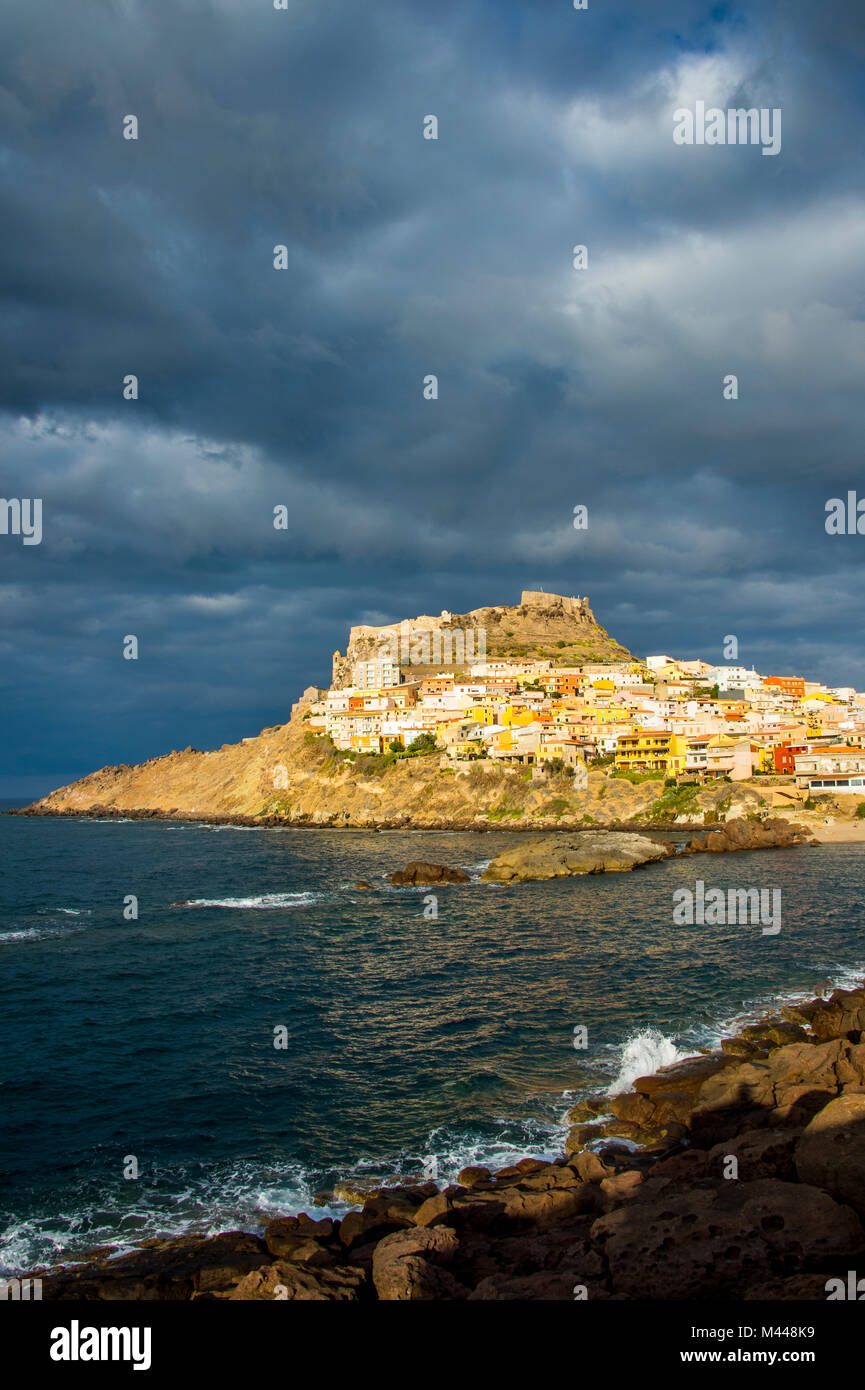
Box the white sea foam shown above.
[463,859,492,882]
[198,824,265,832]
[0,917,87,943]
[0,927,55,944]
[607,1028,686,1095]
[0,1159,324,1277]
[81,817,138,824]
[179,892,323,909]
[689,961,865,1055]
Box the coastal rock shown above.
[515,1164,584,1191]
[781,998,827,1027]
[836,1042,865,1090]
[599,1119,645,1142]
[264,1215,337,1262]
[706,1128,799,1182]
[609,1091,656,1125]
[633,1052,733,1098]
[592,1179,863,1300]
[687,1059,776,1144]
[564,1122,606,1154]
[338,1209,412,1250]
[768,1036,846,1092]
[39,981,865,1303]
[372,1226,464,1300]
[721,1036,769,1058]
[229,1260,365,1301]
[481,831,671,883]
[741,1019,808,1048]
[514,1157,551,1175]
[40,1231,270,1301]
[487,1184,599,1229]
[809,989,865,1042]
[389,861,470,885]
[566,1094,612,1123]
[332,1178,382,1204]
[795,1093,865,1217]
[336,1185,435,1250]
[599,1170,644,1204]
[686,816,813,855]
[457,1166,491,1188]
[568,1150,615,1184]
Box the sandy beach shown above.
[806,821,865,844]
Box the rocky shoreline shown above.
[35,976,865,1301]
[3,805,820,841]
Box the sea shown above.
[1,807,863,1276]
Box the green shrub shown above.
[408,731,437,754]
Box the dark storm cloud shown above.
[1,0,864,789]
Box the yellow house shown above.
[615,730,688,774]
[467,705,497,725]
[500,706,536,728]
[435,718,465,742]
[350,732,384,753]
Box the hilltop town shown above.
[310,591,865,802]
[19,591,865,830]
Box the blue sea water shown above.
[0,811,863,1275]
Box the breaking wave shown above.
[607,1028,687,1095]
[178,892,325,909]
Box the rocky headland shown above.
[11,693,828,839]
[9,585,861,842]
[36,980,865,1301]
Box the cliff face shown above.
[331,591,633,687]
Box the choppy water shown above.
[1,812,863,1274]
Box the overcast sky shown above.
[1,0,864,797]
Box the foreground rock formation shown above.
[481,831,672,882]
[37,983,865,1301]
